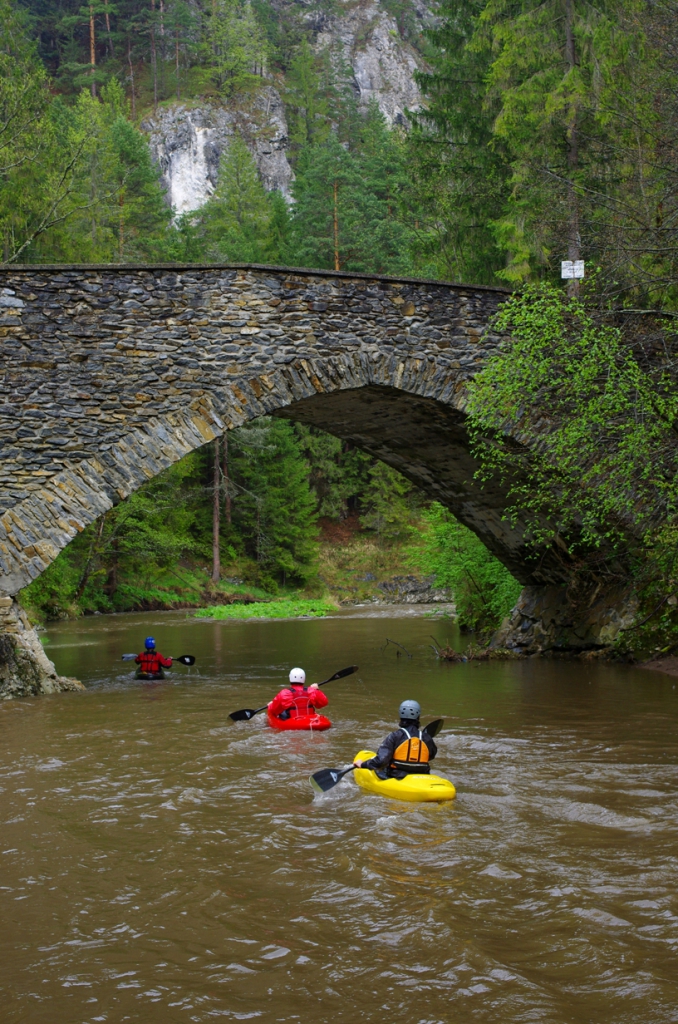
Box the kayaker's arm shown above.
[355,732,398,770]
[307,684,328,709]
[269,689,294,717]
[425,735,438,760]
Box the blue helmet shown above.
[145,636,156,650]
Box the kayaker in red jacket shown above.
[268,667,329,720]
[135,636,173,680]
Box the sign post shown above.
[561,260,585,296]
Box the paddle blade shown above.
[176,655,195,666]
[229,705,267,722]
[424,718,445,738]
[309,765,355,794]
[121,654,137,661]
[318,665,359,687]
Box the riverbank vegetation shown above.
[5,0,678,655]
[196,597,336,620]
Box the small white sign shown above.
[561,260,585,279]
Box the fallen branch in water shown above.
[382,638,413,659]
[429,635,467,662]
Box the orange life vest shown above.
[390,728,431,773]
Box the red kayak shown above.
[267,710,332,731]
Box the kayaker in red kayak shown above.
[268,668,329,722]
[353,700,437,779]
[135,636,173,680]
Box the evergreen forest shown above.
[3,0,678,656]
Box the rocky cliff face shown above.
[313,0,428,124]
[143,86,294,215]
[143,0,429,214]
[0,598,84,700]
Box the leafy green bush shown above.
[467,286,678,554]
[417,503,522,636]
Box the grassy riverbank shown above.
[195,598,337,620]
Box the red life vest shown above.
[286,686,317,718]
[269,684,328,719]
[135,651,173,676]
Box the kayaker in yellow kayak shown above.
[353,700,437,780]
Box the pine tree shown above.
[361,462,417,542]
[284,37,329,153]
[411,0,509,284]
[30,79,169,262]
[206,0,267,97]
[290,124,414,275]
[198,135,272,261]
[228,419,318,586]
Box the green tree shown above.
[21,452,206,617]
[467,286,678,557]
[228,418,318,586]
[419,503,522,635]
[31,80,169,262]
[361,462,418,542]
[293,424,373,518]
[284,37,329,152]
[479,0,634,284]
[290,127,414,274]
[0,0,107,263]
[411,0,510,284]
[198,135,272,261]
[205,0,267,97]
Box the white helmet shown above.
[289,667,306,685]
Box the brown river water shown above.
[1,608,677,1024]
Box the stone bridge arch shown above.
[0,262,633,692]
[0,262,564,597]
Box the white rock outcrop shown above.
[314,0,429,124]
[142,2,430,216]
[142,86,294,216]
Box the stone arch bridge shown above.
[0,264,628,695]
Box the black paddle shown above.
[309,718,445,794]
[121,654,195,666]
[229,665,359,723]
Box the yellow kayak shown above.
[353,750,456,803]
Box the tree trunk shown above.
[103,0,114,56]
[565,0,580,296]
[175,28,180,100]
[222,433,231,525]
[128,36,136,119]
[159,0,165,97]
[118,191,124,260]
[89,5,96,98]
[212,437,221,583]
[150,0,158,112]
[74,515,106,602]
[333,180,340,271]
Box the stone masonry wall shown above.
[0,264,511,597]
